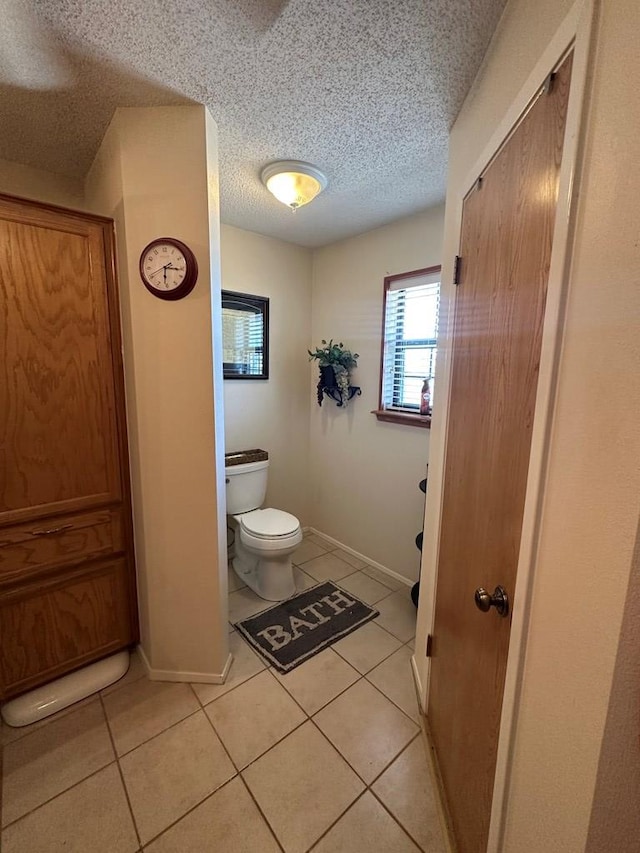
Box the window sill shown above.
[371,409,431,429]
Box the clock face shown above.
[139,238,198,300]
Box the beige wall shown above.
[221,225,312,524]
[0,157,84,208]
[85,106,229,682]
[310,208,444,580]
[415,0,640,849]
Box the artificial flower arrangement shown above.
[308,339,360,406]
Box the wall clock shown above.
[139,237,198,300]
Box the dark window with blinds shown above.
[221,291,269,379]
[378,266,441,415]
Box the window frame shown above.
[221,290,269,380]
[373,265,441,428]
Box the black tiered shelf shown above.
[412,473,428,607]
[320,385,362,407]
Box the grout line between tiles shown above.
[137,772,240,850]
[99,693,143,850]
[305,788,370,852]
[198,671,309,780]
[302,730,428,853]
[237,773,287,853]
[110,700,203,760]
[191,664,267,710]
[331,629,404,676]
[0,758,117,833]
[306,712,413,792]
[268,652,360,717]
[369,781,428,852]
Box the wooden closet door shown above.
[0,201,122,525]
[427,54,572,853]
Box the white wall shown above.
[310,208,444,580]
[414,0,640,850]
[85,106,229,682]
[221,225,312,524]
[0,157,84,208]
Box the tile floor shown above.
[0,533,447,852]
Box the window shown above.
[374,265,441,427]
[221,291,269,379]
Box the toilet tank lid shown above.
[225,449,268,466]
[240,508,300,537]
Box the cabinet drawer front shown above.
[0,558,133,698]
[0,509,124,580]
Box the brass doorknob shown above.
[474,585,509,618]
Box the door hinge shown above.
[426,633,433,657]
[453,255,462,286]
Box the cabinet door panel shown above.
[0,508,124,582]
[0,558,133,698]
[0,206,121,523]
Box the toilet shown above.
[225,449,303,601]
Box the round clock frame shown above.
[139,237,198,301]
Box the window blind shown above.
[381,269,440,412]
[222,306,264,374]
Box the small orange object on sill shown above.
[371,409,431,429]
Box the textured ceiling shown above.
[0,0,508,247]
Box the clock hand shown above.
[148,263,172,277]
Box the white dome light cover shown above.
[261,160,328,211]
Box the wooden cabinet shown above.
[0,194,138,700]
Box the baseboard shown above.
[411,653,425,714]
[137,645,234,685]
[418,708,457,853]
[306,527,413,588]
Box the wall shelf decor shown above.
[318,377,362,408]
[309,341,360,408]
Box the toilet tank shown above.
[225,449,269,514]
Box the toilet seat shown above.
[237,508,303,555]
[239,508,300,539]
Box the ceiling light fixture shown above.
[260,160,328,212]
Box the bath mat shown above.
[234,581,379,674]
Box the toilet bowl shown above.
[230,508,302,601]
[225,450,303,601]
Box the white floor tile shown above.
[313,680,419,784]
[375,590,417,642]
[294,566,319,591]
[362,565,407,591]
[311,791,421,852]
[205,670,306,769]
[367,645,420,723]
[332,621,403,674]
[191,630,266,706]
[303,552,358,583]
[304,533,335,552]
[273,648,360,715]
[339,570,394,605]
[292,539,328,565]
[103,678,199,756]
[1,764,138,853]
[2,700,114,826]
[243,721,364,853]
[120,711,235,845]
[331,548,368,569]
[145,776,280,853]
[228,587,272,624]
[373,737,448,853]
